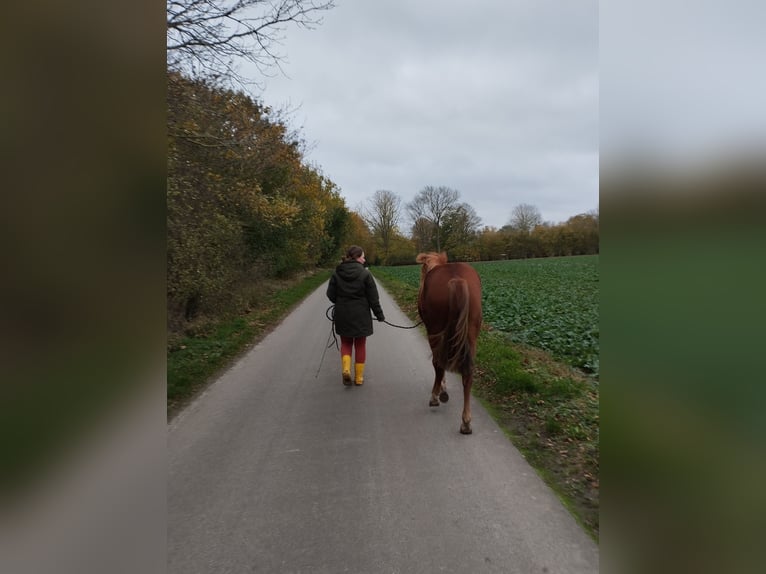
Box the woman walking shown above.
[326,246,385,386]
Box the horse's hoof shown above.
[429,398,439,407]
[439,391,449,403]
[460,423,472,435]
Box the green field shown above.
[374,255,599,378]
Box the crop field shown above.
[375,255,599,378]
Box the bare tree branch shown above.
[167,0,335,86]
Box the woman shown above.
[326,246,385,386]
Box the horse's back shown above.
[424,262,479,291]
[421,262,482,328]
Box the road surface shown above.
[168,278,599,573]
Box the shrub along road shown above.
[168,280,598,573]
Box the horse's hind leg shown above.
[459,372,473,435]
[429,364,446,407]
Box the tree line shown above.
[358,187,598,266]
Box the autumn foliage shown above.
[167,72,350,330]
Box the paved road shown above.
[168,278,599,573]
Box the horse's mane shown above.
[415,251,448,272]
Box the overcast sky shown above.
[248,1,599,230]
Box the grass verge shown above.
[373,269,599,541]
[167,269,332,419]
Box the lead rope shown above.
[315,305,423,378]
[382,318,423,329]
[315,306,339,378]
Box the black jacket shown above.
[327,261,385,338]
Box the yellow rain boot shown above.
[341,355,352,385]
[354,363,365,386]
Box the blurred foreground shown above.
[601,158,766,573]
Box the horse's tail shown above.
[439,277,473,375]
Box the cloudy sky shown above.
[248,1,599,230]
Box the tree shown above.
[167,0,336,84]
[475,227,507,261]
[530,223,557,257]
[441,203,482,257]
[384,235,418,266]
[362,190,401,263]
[562,211,599,255]
[410,217,435,254]
[405,186,460,252]
[502,204,543,259]
[319,199,351,266]
[345,212,376,263]
[507,203,543,234]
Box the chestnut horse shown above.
[416,252,482,434]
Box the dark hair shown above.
[344,245,364,261]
